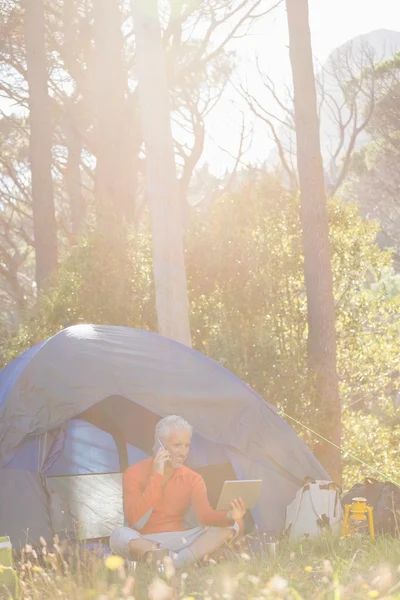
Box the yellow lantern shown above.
[342,497,375,541]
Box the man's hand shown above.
[226,497,246,521]
[153,448,171,475]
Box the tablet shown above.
[216,479,262,511]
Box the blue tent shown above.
[0,324,328,549]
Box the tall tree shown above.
[23,0,57,288]
[92,0,136,225]
[285,0,341,480]
[131,0,191,346]
[61,0,85,235]
[242,42,377,196]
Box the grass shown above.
[7,534,400,600]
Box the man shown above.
[110,415,246,567]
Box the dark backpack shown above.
[341,477,400,536]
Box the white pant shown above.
[109,525,208,559]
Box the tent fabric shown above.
[0,341,46,410]
[0,324,329,547]
[44,420,149,476]
[47,473,125,540]
[0,469,55,546]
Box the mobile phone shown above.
[154,438,166,454]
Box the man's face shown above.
[164,429,191,469]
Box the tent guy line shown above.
[281,410,400,487]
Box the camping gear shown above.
[265,538,277,559]
[342,497,375,540]
[0,324,329,549]
[342,478,400,536]
[284,479,343,539]
[0,536,20,599]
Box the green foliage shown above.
[343,411,400,486]
[0,228,156,366]
[374,51,400,79]
[188,175,400,422]
[187,174,307,409]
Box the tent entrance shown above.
[77,395,239,508]
[43,396,250,541]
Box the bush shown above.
[0,227,156,366]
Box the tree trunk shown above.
[131,0,192,346]
[285,0,341,481]
[92,0,136,225]
[63,0,84,235]
[23,0,57,288]
[64,109,84,235]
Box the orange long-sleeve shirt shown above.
[123,458,231,534]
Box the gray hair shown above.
[155,415,193,445]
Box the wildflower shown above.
[163,555,175,580]
[372,564,394,591]
[240,552,251,562]
[323,560,332,574]
[122,575,135,597]
[222,573,236,598]
[24,544,33,554]
[368,592,379,599]
[248,575,261,585]
[104,555,125,571]
[148,577,174,600]
[39,537,47,547]
[265,575,288,592]
[206,579,214,590]
[304,566,313,573]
